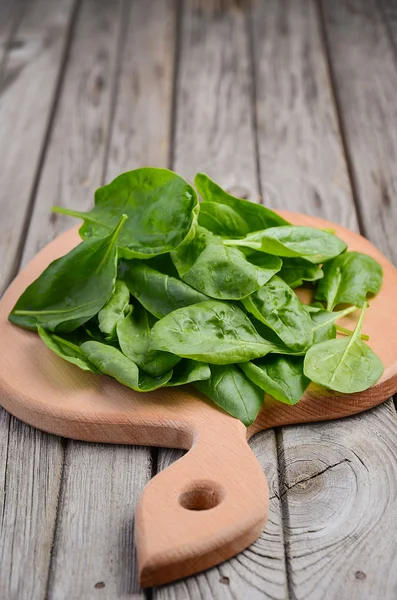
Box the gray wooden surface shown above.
[1,1,397,598]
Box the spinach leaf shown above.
[81,341,173,391]
[224,226,347,264]
[53,168,199,259]
[119,260,208,318]
[245,251,283,273]
[150,300,286,364]
[116,304,181,377]
[98,281,130,341]
[84,319,108,342]
[198,202,251,237]
[278,257,324,288]
[239,356,310,405]
[143,253,179,278]
[166,360,211,386]
[310,305,357,344]
[195,173,288,235]
[242,314,307,356]
[304,303,324,313]
[303,304,384,393]
[242,276,313,352]
[9,215,127,333]
[195,364,264,426]
[171,226,280,300]
[38,326,100,373]
[315,251,383,310]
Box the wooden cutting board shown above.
[1,212,397,587]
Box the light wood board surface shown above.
[1,0,397,598]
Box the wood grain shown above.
[40,0,177,597]
[278,401,397,599]
[250,0,397,597]
[154,433,288,600]
[251,0,355,229]
[0,421,63,600]
[0,0,24,81]
[21,0,123,266]
[47,442,151,600]
[379,0,397,37]
[0,0,77,293]
[321,0,397,260]
[172,0,258,197]
[0,2,76,599]
[158,0,286,595]
[105,0,176,180]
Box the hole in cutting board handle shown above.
[179,480,225,511]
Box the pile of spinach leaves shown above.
[8,167,384,426]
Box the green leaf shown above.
[304,302,324,313]
[224,226,347,264]
[116,304,181,377]
[198,202,251,237]
[171,226,281,300]
[310,305,357,344]
[315,251,383,310]
[245,251,283,273]
[84,319,108,343]
[195,364,264,426]
[150,300,287,364]
[278,257,324,288]
[242,276,313,352]
[81,341,173,391]
[195,173,289,236]
[239,356,310,405]
[9,215,127,333]
[119,260,208,319]
[303,304,384,393]
[53,168,199,259]
[242,315,307,356]
[143,253,180,278]
[38,326,100,373]
[98,281,130,341]
[165,360,211,386]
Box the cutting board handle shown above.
[135,416,269,587]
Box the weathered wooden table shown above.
[1,0,397,598]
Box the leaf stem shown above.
[336,324,369,341]
[113,213,128,238]
[329,303,367,384]
[223,239,260,249]
[51,206,112,228]
[94,214,128,273]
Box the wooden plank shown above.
[0,420,63,600]
[105,0,176,180]
[321,0,397,260]
[0,2,76,599]
[252,0,356,228]
[251,0,397,597]
[47,442,151,600]
[155,1,287,597]
[41,1,177,598]
[0,0,77,293]
[171,0,258,197]
[279,401,397,599]
[379,0,397,36]
[21,0,122,264]
[0,0,24,80]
